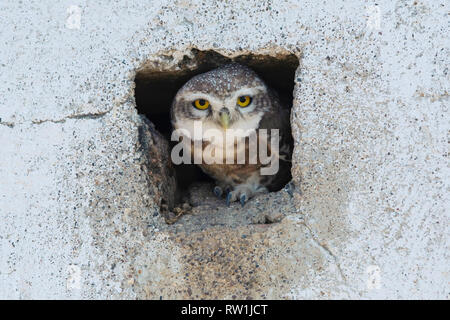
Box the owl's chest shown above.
[190,137,263,184]
[190,136,265,165]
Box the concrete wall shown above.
[0,0,448,299]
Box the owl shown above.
[170,63,292,206]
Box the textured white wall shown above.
[0,0,448,299]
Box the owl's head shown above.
[171,63,271,139]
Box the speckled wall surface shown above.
[0,0,448,299]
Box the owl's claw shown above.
[213,186,223,198]
[225,190,247,207]
[284,181,295,197]
[240,194,247,207]
[224,185,267,207]
[226,192,232,207]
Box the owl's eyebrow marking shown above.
[182,92,219,100]
[181,92,223,106]
[229,86,267,99]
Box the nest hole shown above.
[135,49,298,224]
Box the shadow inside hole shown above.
[135,49,299,208]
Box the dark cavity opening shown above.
[134,49,298,219]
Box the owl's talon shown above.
[213,186,223,198]
[284,181,295,197]
[240,194,247,207]
[226,192,232,207]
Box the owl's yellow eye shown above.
[193,99,210,110]
[237,95,252,107]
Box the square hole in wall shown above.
[134,49,298,225]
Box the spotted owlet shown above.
[170,63,292,206]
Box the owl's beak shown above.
[219,108,230,129]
